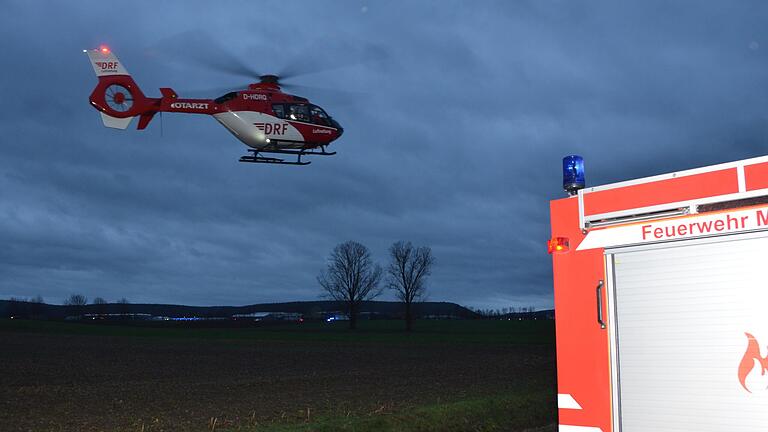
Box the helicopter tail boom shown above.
[85,47,220,130]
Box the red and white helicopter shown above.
[84,46,343,165]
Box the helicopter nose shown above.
[331,118,343,137]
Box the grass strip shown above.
[0,319,554,345]
[240,391,555,432]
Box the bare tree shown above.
[318,241,383,329]
[92,297,107,305]
[30,295,44,304]
[387,241,435,331]
[65,294,88,306]
[64,294,88,318]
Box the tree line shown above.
[61,295,130,306]
[318,240,434,331]
[468,306,539,319]
[4,295,132,319]
[7,295,131,306]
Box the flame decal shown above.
[738,333,768,393]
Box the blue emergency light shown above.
[562,155,585,195]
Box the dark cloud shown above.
[1,1,767,309]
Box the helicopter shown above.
[84,46,343,165]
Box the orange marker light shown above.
[100,46,110,54]
[547,237,569,254]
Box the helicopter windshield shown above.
[271,104,333,126]
[309,105,331,126]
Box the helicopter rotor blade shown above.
[146,31,386,105]
[147,31,264,80]
[278,40,389,81]
[279,82,368,107]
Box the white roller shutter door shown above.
[611,235,768,432]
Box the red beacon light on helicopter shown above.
[547,237,570,254]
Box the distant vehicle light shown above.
[547,237,570,254]
[563,155,585,195]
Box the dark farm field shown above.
[0,319,556,432]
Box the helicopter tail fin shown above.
[85,46,130,77]
[84,47,153,130]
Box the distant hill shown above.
[0,299,480,320]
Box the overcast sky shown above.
[1,1,767,309]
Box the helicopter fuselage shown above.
[85,48,343,165]
[88,75,343,151]
[209,83,343,150]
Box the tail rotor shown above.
[104,84,134,113]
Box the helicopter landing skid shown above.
[239,147,337,166]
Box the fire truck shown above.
[549,155,768,432]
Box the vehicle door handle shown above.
[596,280,606,329]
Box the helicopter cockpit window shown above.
[287,104,310,122]
[272,104,285,119]
[309,105,331,126]
[214,92,238,104]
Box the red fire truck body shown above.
[550,155,768,432]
